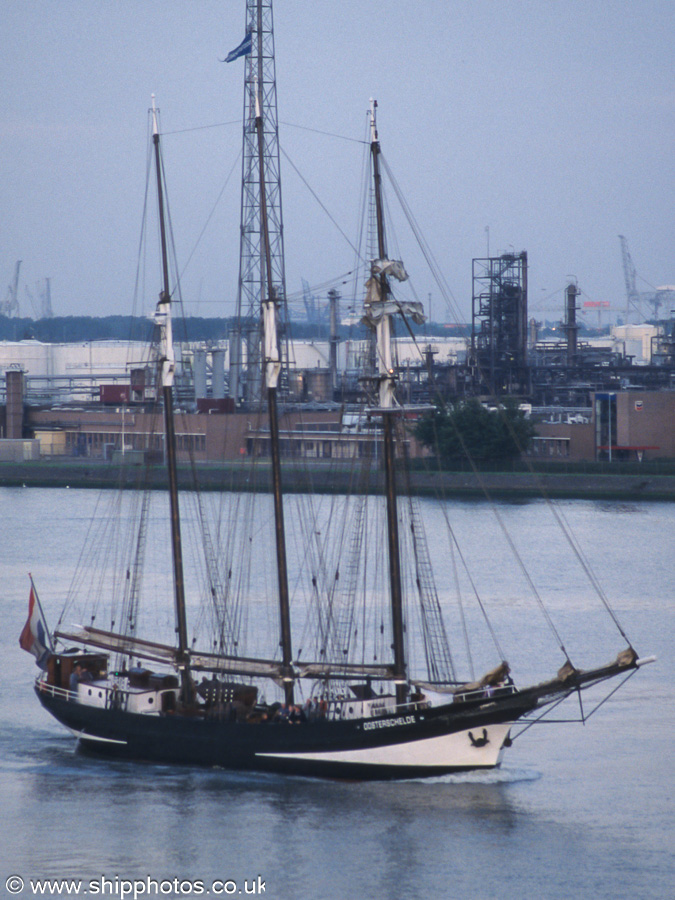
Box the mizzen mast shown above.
[368,99,407,705]
[151,97,191,700]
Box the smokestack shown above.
[5,369,24,439]
[566,283,579,365]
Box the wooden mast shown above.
[151,97,191,701]
[254,7,294,705]
[369,100,407,706]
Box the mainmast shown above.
[151,98,191,700]
[254,71,294,706]
[368,99,407,705]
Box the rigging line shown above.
[347,118,373,310]
[330,494,362,662]
[308,492,345,661]
[387,168,456,318]
[448,522,475,680]
[288,494,318,612]
[536,489,631,641]
[350,176,368,304]
[279,119,367,145]
[400,462,456,683]
[324,472,366,664]
[574,670,639,721]
[293,497,323,653]
[530,284,566,312]
[411,324,592,655]
[445,409,573,662]
[512,670,639,742]
[156,151,189,344]
[438,501,506,662]
[59,486,117,629]
[130,124,155,323]
[184,447,237,653]
[331,464,374,665]
[176,151,242,292]
[217,486,245,654]
[412,400,538,663]
[379,155,463,323]
[391,302,429,367]
[312,497,339,660]
[509,693,570,741]
[279,146,363,259]
[288,418,347,600]
[474,394,632,643]
[161,120,241,135]
[285,270,357,301]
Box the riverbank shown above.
[2,458,675,500]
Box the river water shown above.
[1,486,673,899]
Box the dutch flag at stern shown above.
[19,579,53,670]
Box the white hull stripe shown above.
[256,724,512,768]
[68,727,128,746]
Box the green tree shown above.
[414,399,535,463]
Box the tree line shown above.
[414,399,536,463]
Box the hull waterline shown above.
[36,685,537,780]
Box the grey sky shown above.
[1,0,673,324]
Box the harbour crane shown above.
[24,278,54,319]
[1,260,22,317]
[619,235,641,322]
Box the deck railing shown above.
[35,678,75,702]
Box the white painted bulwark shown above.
[257,723,512,770]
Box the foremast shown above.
[368,99,407,706]
[254,76,294,705]
[151,98,191,701]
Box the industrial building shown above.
[2,337,674,465]
[2,244,674,465]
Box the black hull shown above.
[36,686,538,780]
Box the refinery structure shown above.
[2,232,675,467]
[2,248,674,468]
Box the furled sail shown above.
[55,626,285,678]
[54,626,404,681]
[362,258,426,326]
[295,661,397,680]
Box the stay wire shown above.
[382,156,633,651]
[280,145,363,259]
[380,154,463,324]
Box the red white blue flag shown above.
[19,579,53,670]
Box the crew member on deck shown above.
[69,663,83,694]
[69,662,92,695]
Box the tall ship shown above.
[21,2,652,780]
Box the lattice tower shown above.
[233,0,289,403]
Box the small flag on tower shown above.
[223,32,252,63]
